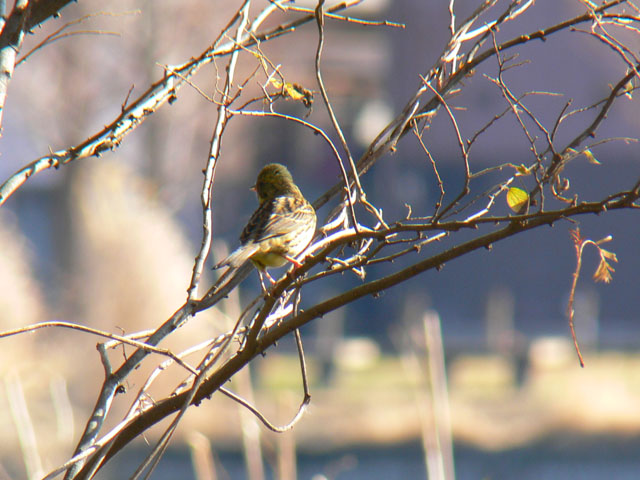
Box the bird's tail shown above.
[213,243,258,269]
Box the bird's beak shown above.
[250,184,257,192]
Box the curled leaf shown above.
[594,258,615,283]
[600,248,618,262]
[593,248,618,283]
[269,79,314,107]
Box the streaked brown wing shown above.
[239,199,275,244]
[261,196,315,243]
[242,195,314,245]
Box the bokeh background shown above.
[1,0,639,479]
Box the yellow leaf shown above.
[516,164,531,175]
[623,79,634,99]
[506,187,529,213]
[623,69,637,99]
[583,148,600,165]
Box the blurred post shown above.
[485,286,526,384]
[5,372,44,480]
[573,288,599,351]
[218,240,265,480]
[423,310,455,480]
[485,286,515,355]
[236,364,265,480]
[315,294,344,384]
[187,431,217,480]
[276,394,297,480]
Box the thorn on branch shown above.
[121,85,135,113]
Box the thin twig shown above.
[185,2,250,304]
[17,10,140,65]
[0,321,198,375]
[421,79,470,222]
[412,119,444,218]
[314,0,361,232]
[218,320,312,435]
[284,3,405,28]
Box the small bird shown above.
[215,163,317,287]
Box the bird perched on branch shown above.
[215,163,317,288]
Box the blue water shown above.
[102,435,640,479]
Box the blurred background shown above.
[1,0,640,479]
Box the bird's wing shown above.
[248,195,314,244]
[216,195,314,269]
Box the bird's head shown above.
[254,163,301,203]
